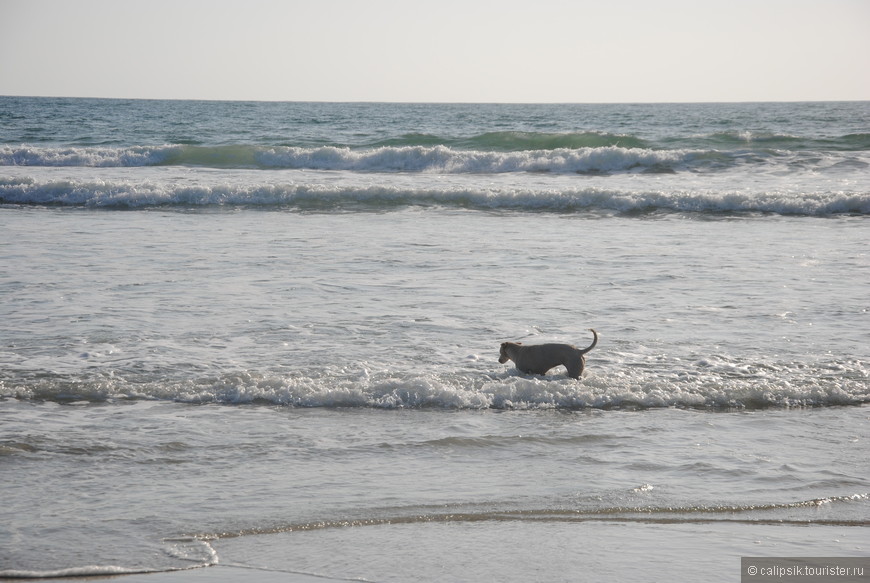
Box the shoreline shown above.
[1,565,327,583]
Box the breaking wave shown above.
[2,175,868,215]
[2,129,867,172]
[0,143,707,173]
[3,356,867,410]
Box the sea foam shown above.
[2,174,868,215]
[4,356,867,410]
[1,143,701,173]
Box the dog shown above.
[498,329,598,379]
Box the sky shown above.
[1,0,868,103]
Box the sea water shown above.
[0,98,868,581]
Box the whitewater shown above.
[1,98,868,582]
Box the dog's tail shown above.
[579,328,598,354]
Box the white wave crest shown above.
[0,145,170,167]
[1,144,702,174]
[255,145,696,174]
[4,358,868,410]
[2,175,868,215]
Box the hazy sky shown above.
[1,0,868,103]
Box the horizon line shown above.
[2,94,869,106]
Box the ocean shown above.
[1,97,868,582]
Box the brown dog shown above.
[498,329,598,379]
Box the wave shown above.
[369,131,650,151]
[0,538,217,580]
[2,176,868,215]
[206,493,870,540]
[4,144,867,178]
[681,131,870,151]
[3,357,867,411]
[2,128,867,171]
[0,143,707,173]
[0,566,159,579]
[0,565,203,580]
[463,131,650,151]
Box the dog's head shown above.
[498,341,521,364]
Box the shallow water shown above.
[1,98,868,580]
[2,401,867,581]
[2,208,867,409]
